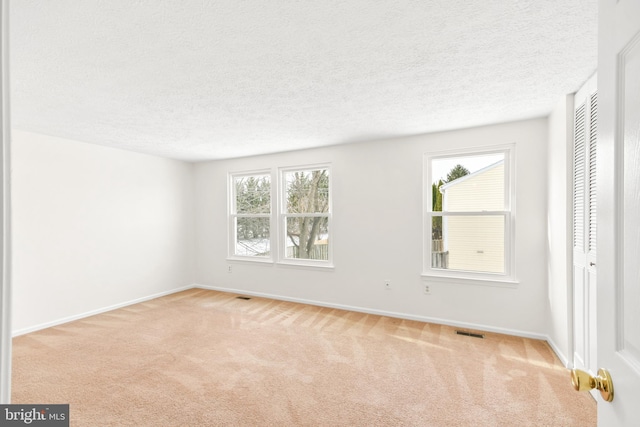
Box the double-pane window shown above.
[281,167,331,262]
[230,173,272,258]
[229,165,332,267]
[426,148,513,279]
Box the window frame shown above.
[422,145,517,284]
[228,169,274,263]
[278,164,333,268]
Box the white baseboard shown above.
[545,335,571,368]
[12,284,196,337]
[194,284,548,342]
[14,282,555,350]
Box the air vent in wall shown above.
[455,330,485,339]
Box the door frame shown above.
[0,0,12,405]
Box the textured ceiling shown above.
[11,1,597,161]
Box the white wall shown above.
[194,118,550,337]
[546,95,574,365]
[12,131,195,334]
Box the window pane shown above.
[431,153,505,212]
[234,175,271,214]
[235,217,270,257]
[432,215,504,274]
[285,216,329,260]
[284,169,329,214]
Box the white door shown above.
[573,76,598,383]
[597,0,640,425]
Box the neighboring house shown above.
[440,160,504,274]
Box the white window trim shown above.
[277,163,333,268]
[422,144,517,284]
[228,169,275,262]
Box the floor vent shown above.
[455,330,485,339]
[236,296,252,300]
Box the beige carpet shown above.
[12,289,595,426]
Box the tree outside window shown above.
[283,168,330,261]
[231,173,271,257]
[431,164,470,239]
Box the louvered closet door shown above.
[572,75,597,382]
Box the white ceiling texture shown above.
[10,1,597,162]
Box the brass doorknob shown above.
[570,368,614,402]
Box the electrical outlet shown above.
[384,280,392,290]
[228,265,232,273]
[423,284,431,295]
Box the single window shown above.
[425,147,514,280]
[229,172,272,259]
[281,166,331,264]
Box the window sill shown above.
[276,261,335,271]
[226,256,274,265]
[421,273,519,288]
[226,257,335,270]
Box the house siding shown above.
[443,162,505,273]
